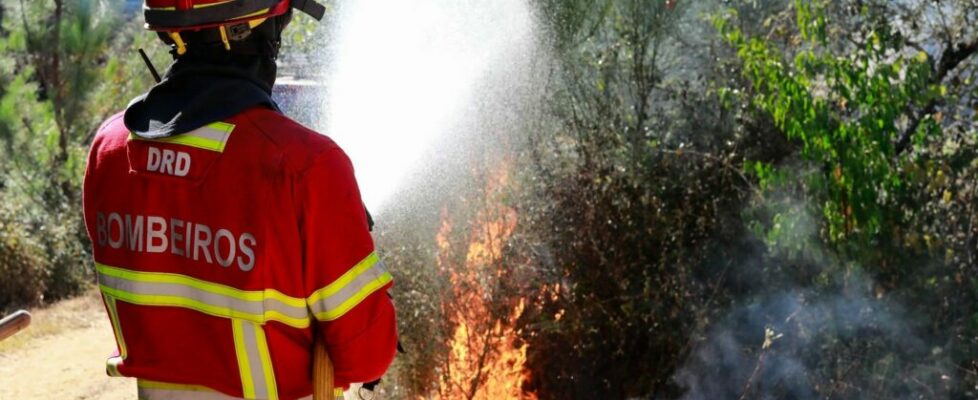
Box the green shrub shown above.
[0,206,46,309]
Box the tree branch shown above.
[895,38,978,154]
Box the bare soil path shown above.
[0,288,134,400]
[0,289,368,400]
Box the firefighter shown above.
[82,1,397,399]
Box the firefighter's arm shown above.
[296,148,398,387]
[83,116,118,247]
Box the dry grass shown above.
[0,285,104,353]
[0,286,134,399]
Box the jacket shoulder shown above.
[91,111,130,153]
[235,107,341,172]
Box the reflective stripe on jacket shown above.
[135,379,342,400]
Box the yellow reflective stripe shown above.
[313,271,392,321]
[99,263,261,300]
[307,252,393,322]
[334,388,345,397]
[264,290,307,308]
[206,121,234,131]
[99,284,309,328]
[100,284,266,324]
[150,135,223,152]
[107,356,124,377]
[96,263,310,328]
[104,295,128,359]
[307,253,381,303]
[232,319,277,399]
[98,263,304,307]
[129,121,235,152]
[254,326,279,400]
[248,17,269,28]
[232,320,257,398]
[238,8,272,20]
[263,310,307,327]
[138,380,214,392]
[138,383,245,400]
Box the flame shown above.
[435,165,536,400]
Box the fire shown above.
[434,165,536,400]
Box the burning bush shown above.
[360,1,978,398]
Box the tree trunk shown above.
[49,0,74,200]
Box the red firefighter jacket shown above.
[82,106,397,400]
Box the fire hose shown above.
[0,310,32,343]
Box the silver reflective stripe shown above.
[232,319,278,399]
[307,254,393,321]
[138,388,314,400]
[104,295,129,359]
[96,263,310,328]
[187,123,233,142]
[98,273,307,322]
[138,386,239,400]
[129,121,235,152]
[107,356,124,377]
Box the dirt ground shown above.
[0,289,365,400]
[0,288,134,400]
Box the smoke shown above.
[675,198,953,399]
[675,286,940,399]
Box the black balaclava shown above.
[124,11,292,139]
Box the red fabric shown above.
[291,150,399,384]
[146,0,238,8]
[83,108,397,399]
[143,0,292,32]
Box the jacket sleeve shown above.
[82,117,115,249]
[295,148,397,387]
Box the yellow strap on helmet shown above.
[168,32,188,55]
[218,26,231,51]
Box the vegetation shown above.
[0,0,166,308]
[2,0,978,399]
[515,0,977,398]
[385,0,978,398]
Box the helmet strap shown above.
[168,32,188,56]
[292,0,326,21]
[157,11,290,59]
[218,26,231,51]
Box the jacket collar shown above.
[124,51,279,139]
